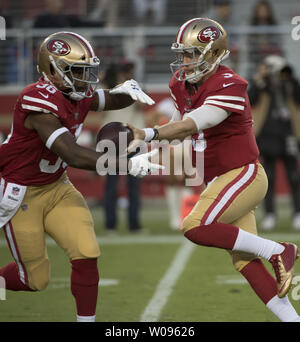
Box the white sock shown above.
[77,314,96,322]
[266,295,300,322]
[232,229,284,260]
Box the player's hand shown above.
[128,149,164,178]
[109,79,155,105]
[126,124,146,155]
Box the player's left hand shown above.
[128,149,164,178]
[109,79,155,105]
[126,124,146,155]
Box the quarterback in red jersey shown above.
[0,31,161,322]
[129,18,300,321]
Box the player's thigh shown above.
[44,182,100,260]
[217,163,268,224]
[228,211,258,272]
[181,163,267,233]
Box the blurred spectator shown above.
[33,0,76,28]
[202,0,237,27]
[248,55,300,231]
[88,0,120,28]
[132,0,167,26]
[250,0,277,26]
[247,0,282,76]
[101,60,146,233]
[33,0,103,29]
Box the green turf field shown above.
[0,196,300,322]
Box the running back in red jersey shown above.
[0,78,94,185]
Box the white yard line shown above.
[140,240,195,322]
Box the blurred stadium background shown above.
[0,0,300,322]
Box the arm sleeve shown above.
[184,105,229,132]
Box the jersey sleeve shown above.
[203,83,248,115]
[19,87,60,118]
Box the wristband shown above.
[142,128,155,142]
[142,128,159,142]
[152,128,159,140]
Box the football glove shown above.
[109,79,155,105]
[128,149,164,178]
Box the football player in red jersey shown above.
[0,31,162,322]
[128,18,300,321]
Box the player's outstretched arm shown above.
[25,112,108,171]
[24,112,163,178]
[127,105,230,153]
[90,89,135,111]
[89,80,155,112]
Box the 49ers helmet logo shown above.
[197,26,220,43]
[47,40,71,56]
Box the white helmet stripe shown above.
[62,31,95,57]
[176,17,202,44]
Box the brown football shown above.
[96,122,134,156]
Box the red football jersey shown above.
[169,65,259,183]
[0,78,94,185]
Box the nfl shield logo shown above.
[74,112,79,120]
[12,187,20,196]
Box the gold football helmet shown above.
[170,18,230,83]
[37,31,100,100]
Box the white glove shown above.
[109,79,155,105]
[128,149,164,178]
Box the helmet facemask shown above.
[49,55,100,101]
